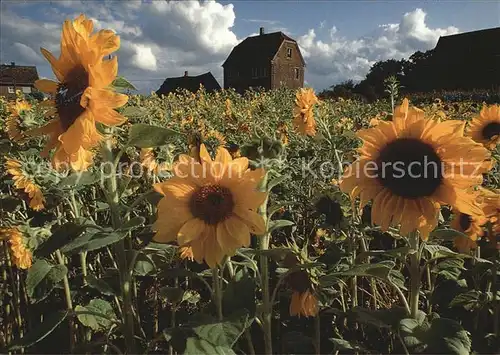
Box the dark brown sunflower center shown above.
[459,213,472,231]
[189,184,234,225]
[481,122,500,140]
[55,65,89,132]
[287,270,311,293]
[376,138,443,199]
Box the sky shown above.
[1,0,499,93]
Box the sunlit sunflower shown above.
[340,98,491,239]
[140,148,159,173]
[152,144,267,268]
[26,14,128,171]
[225,98,232,119]
[450,208,487,253]
[6,99,31,141]
[287,270,319,318]
[467,104,500,149]
[0,227,32,269]
[5,158,45,211]
[277,121,289,146]
[203,130,227,150]
[293,88,319,137]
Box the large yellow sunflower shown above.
[152,144,267,268]
[6,99,31,142]
[467,104,500,150]
[26,14,128,171]
[0,227,32,270]
[293,88,319,137]
[5,158,45,211]
[340,98,491,239]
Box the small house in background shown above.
[222,27,306,94]
[0,62,39,100]
[156,71,221,96]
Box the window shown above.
[8,87,14,93]
[294,68,300,80]
[260,67,268,77]
[22,86,31,93]
[286,48,292,58]
[251,68,258,78]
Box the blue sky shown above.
[1,0,499,92]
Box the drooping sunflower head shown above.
[293,87,319,137]
[287,270,318,318]
[467,104,500,150]
[152,144,267,268]
[26,14,128,172]
[340,98,491,239]
[5,99,32,142]
[450,209,487,242]
[4,157,45,211]
[203,130,227,152]
[0,227,32,270]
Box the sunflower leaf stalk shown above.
[102,137,136,354]
[408,231,421,319]
[257,172,273,355]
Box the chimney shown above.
[10,62,15,66]
[259,27,265,35]
[184,71,188,77]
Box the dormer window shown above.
[286,48,292,58]
[294,68,300,80]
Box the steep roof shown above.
[156,72,221,96]
[222,31,302,67]
[434,27,500,55]
[0,64,39,85]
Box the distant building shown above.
[222,27,306,94]
[0,62,39,100]
[431,27,500,90]
[156,71,221,96]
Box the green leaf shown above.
[8,310,68,350]
[182,290,201,305]
[111,76,137,90]
[329,338,367,352]
[223,274,256,316]
[26,259,68,302]
[432,258,465,280]
[59,230,97,255]
[59,171,101,187]
[191,313,249,350]
[127,123,180,148]
[133,252,156,276]
[450,290,484,311]
[35,222,86,258]
[430,228,470,241]
[85,274,116,296]
[266,174,289,191]
[321,261,395,286]
[120,216,146,231]
[0,194,23,213]
[268,219,295,233]
[424,244,463,259]
[356,246,411,261]
[75,299,116,331]
[72,232,127,253]
[121,106,148,119]
[159,287,185,304]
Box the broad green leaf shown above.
[449,290,484,311]
[321,261,395,286]
[424,244,462,259]
[59,230,97,255]
[430,228,470,241]
[329,338,367,352]
[127,123,180,148]
[111,76,137,90]
[35,222,86,258]
[267,219,295,233]
[356,246,411,261]
[75,299,116,331]
[159,287,185,304]
[72,232,127,253]
[133,252,156,276]
[59,171,100,187]
[266,174,289,191]
[120,216,146,231]
[8,310,68,350]
[223,274,256,316]
[26,259,68,302]
[191,312,249,350]
[121,106,148,119]
[432,258,465,280]
[85,274,116,296]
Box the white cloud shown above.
[131,44,157,71]
[298,8,459,90]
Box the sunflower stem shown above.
[102,137,136,354]
[55,249,75,353]
[212,267,223,321]
[408,231,421,319]
[258,172,273,355]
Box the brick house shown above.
[0,62,39,100]
[222,27,306,93]
[156,71,221,96]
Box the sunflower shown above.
[293,88,319,137]
[287,270,319,318]
[152,144,267,268]
[450,209,487,253]
[225,98,232,119]
[179,246,194,261]
[340,98,491,239]
[277,121,289,146]
[0,227,32,269]
[6,99,31,141]
[26,14,128,171]
[467,104,500,149]
[5,158,45,211]
[140,148,159,173]
[203,130,227,150]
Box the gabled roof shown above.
[434,27,500,55]
[0,64,39,85]
[222,31,304,67]
[156,72,221,96]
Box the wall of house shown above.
[0,85,17,100]
[271,41,304,89]
[224,63,272,93]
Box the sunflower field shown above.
[1,14,499,355]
